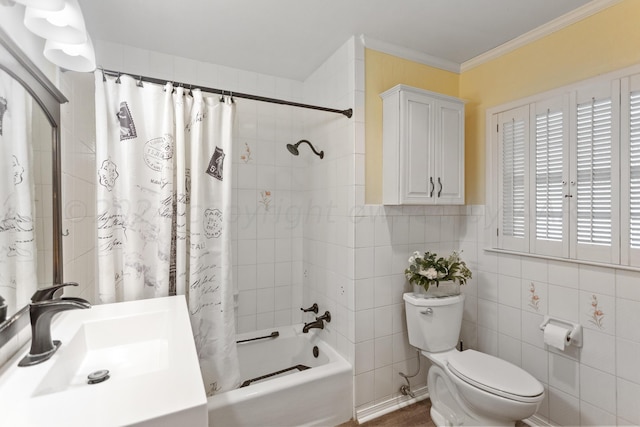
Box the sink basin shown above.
[0,296,207,427]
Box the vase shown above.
[413,281,461,298]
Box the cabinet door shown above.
[400,91,436,204]
[434,98,464,204]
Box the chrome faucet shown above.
[302,311,331,333]
[19,284,91,367]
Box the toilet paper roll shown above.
[543,323,570,350]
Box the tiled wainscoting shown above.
[460,206,640,426]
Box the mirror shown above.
[0,26,66,343]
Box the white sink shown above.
[0,296,207,427]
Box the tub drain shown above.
[87,369,110,385]
[313,346,319,358]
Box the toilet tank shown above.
[403,293,465,353]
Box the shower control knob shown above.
[300,303,319,314]
[316,311,331,323]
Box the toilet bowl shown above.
[404,292,544,427]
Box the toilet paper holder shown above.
[539,316,583,348]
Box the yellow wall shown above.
[365,49,459,203]
[365,0,640,205]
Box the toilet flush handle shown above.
[420,308,433,315]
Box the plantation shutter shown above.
[576,98,612,245]
[531,96,569,257]
[492,75,627,266]
[497,105,529,252]
[571,81,620,263]
[629,90,640,250]
[621,74,640,266]
[503,120,526,237]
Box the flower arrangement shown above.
[405,250,472,291]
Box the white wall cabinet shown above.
[382,84,465,205]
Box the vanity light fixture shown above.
[12,0,65,11]
[23,0,87,44]
[43,35,96,72]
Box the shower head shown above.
[286,139,324,159]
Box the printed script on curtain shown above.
[94,74,175,302]
[180,89,240,394]
[94,74,240,394]
[0,70,37,317]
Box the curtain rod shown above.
[100,68,353,119]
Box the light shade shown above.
[24,0,87,44]
[43,35,96,72]
[12,0,65,11]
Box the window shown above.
[492,73,629,266]
[497,106,529,252]
[629,90,640,249]
[531,96,568,258]
[535,110,564,242]
[575,98,613,246]
[622,74,640,266]
[572,81,619,263]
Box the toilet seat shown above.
[447,350,544,403]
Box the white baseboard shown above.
[524,414,554,427]
[355,386,429,424]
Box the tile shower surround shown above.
[1,36,637,426]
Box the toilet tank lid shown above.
[403,293,465,306]
[447,350,544,399]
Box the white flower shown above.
[409,251,422,264]
[418,267,438,280]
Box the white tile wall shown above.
[299,37,468,413]
[60,71,96,303]
[462,205,640,426]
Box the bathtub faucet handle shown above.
[316,311,331,323]
[300,303,319,314]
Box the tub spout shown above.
[302,311,331,333]
[302,319,325,333]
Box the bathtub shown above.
[207,324,353,427]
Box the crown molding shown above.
[360,35,461,74]
[461,0,624,72]
[362,0,622,75]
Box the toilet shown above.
[404,292,544,427]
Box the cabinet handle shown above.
[430,177,434,197]
[438,177,442,197]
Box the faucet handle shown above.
[300,303,319,314]
[316,311,331,323]
[31,282,79,303]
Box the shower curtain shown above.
[0,69,37,318]
[95,73,240,394]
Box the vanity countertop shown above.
[0,296,207,427]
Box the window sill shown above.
[483,247,640,273]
